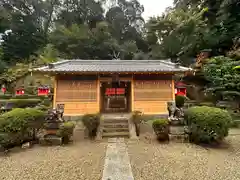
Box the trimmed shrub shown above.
[57,122,75,144]
[0,108,46,150]
[0,94,12,99]
[131,111,143,136]
[8,99,41,108]
[11,94,46,100]
[41,99,52,107]
[175,95,186,108]
[152,119,169,141]
[82,114,100,139]
[198,102,215,107]
[185,106,232,144]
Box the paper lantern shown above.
[38,86,50,96]
[16,88,24,95]
[1,85,6,93]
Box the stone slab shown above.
[102,138,134,180]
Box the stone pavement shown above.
[102,138,134,180]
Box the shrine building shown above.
[34,60,191,116]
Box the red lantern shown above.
[16,88,24,95]
[175,82,187,96]
[1,85,6,94]
[38,86,50,96]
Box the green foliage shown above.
[152,119,169,141]
[0,63,30,85]
[37,44,59,65]
[203,56,240,102]
[185,106,232,144]
[82,114,100,139]
[146,8,207,62]
[175,95,186,108]
[152,119,169,126]
[8,99,41,108]
[0,94,12,99]
[0,108,45,149]
[57,122,75,144]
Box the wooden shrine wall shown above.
[55,75,99,115]
[133,75,174,114]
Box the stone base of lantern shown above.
[39,135,63,146]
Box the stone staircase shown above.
[102,114,131,138]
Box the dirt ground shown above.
[127,128,240,180]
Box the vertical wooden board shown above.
[58,102,99,115]
[133,79,172,114]
[133,101,168,114]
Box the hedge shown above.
[0,94,12,99]
[11,94,50,100]
[185,106,232,144]
[0,108,46,150]
[8,99,42,108]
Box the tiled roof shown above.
[33,59,191,73]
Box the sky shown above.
[140,0,174,20]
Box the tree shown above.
[203,56,240,102]
[0,0,47,64]
[146,8,208,64]
[50,22,121,59]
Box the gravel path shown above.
[0,141,107,180]
[127,134,240,180]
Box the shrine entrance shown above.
[100,81,131,113]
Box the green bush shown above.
[152,119,169,141]
[198,102,215,107]
[82,114,100,139]
[11,94,47,100]
[0,108,46,150]
[36,105,50,112]
[41,99,52,107]
[175,95,186,108]
[131,111,143,136]
[152,119,169,127]
[57,122,75,144]
[185,106,232,144]
[8,99,41,108]
[0,94,12,99]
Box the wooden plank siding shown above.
[53,74,175,116]
[55,76,99,115]
[133,77,174,114]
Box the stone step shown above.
[103,127,129,133]
[103,123,129,128]
[102,131,129,138]
[104,119,129,124]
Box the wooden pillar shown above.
[97,74,100,112]
[53,76,57,108]
[171,78,175,100]
[131,74,134,112]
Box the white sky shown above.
[140,0,174,20]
